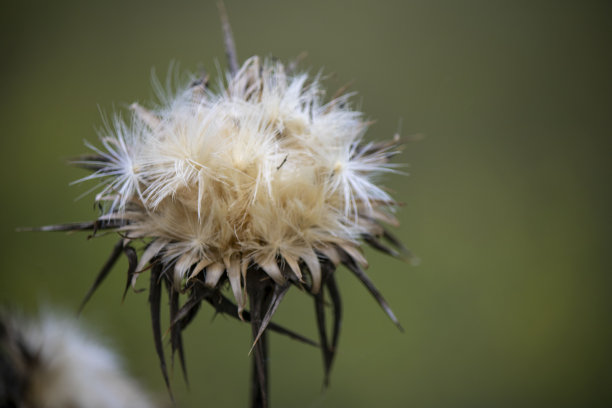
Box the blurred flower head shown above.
[0,309,157,408]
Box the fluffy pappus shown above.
[0,310,158,408]
[97,57,399,293]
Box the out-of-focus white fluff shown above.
[81,56,401,307]
[2,312,156,408]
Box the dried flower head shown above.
[0,309,157,408]
[38,9,410,406]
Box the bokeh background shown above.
[1,1,611,407]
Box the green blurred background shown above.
[1,1,611,407]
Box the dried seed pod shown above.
[37,8,411,407]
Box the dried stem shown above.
[247,268,275,408]
[217,1,239,77]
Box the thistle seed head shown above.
[41,14,411,401]
[82,56,400,305]
[0,310,157,408]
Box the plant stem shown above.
[247,269,274,408]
